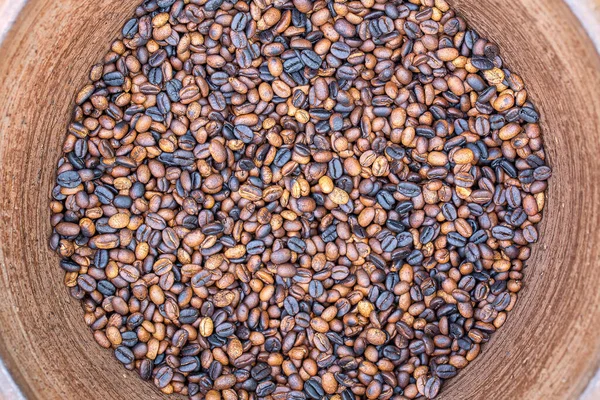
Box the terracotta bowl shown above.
[1,0,600,399]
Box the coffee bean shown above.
[424,376,442,399]
[308,280,325,298]
[204,0,224,11]
[114,346,134,365]
[179,308,199,324]
[471,56,495,70]
[103,71,124,86]
[56,171,81,188]
[376,191,395,210]
[155,366,174,389]
[534,166,552,181]
[232,12,248,31]
[491,225,515,240]
[256,381,276,397]
[287,237,306,253]
[330,42,351,59]
[397,182,421,197]
[304,378,325,399]
[250,363,271,381]
[366,328,387,345]
[284,57,304,73]
[520,107,540,123]
[376,291,395,310]
[179,356,199,373]
[216,322,235,337]
[300,50,322,69]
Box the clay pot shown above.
[0,0,599,399]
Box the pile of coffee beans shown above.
[49,0,552,398]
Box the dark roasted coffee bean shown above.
[232,12,248,31]
[122,18,139,38]
[376,190,395,210]
[216,322,235,337]
[114,346,134,364]
[300,50,322,69]
[284,296,300,315]
[256,381,276,397]
[471,56,495,70]
[491,225,515,240]
[179,308,199,324]
[330,42,351,59]
[139,359,153,381]
[287,237,306,253]
[155,366,174,389]
[121,331,138,347]
[204,0,224,11]
[376,291,394,310]
[436,364,458,379]
[534,166,552,181]
[520,107,539,123]
[304,378,325,399]
[397,182,421,197]
[251,363,272,381]
[56,170,81,188]
[179,356,200,373]
[385,144,406,160]
[424,376,442,399]
[284,57,304,73]
[103,71,124,86]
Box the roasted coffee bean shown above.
[256,381,277,397]
[397,182,421,197]
[56,171,82,188]
[155,366,174,389]
[424,376,442,399]
[435,364,458,379]
[287,237,306,253]
[304,378,325,399]
[50,1,550,399]
[300,50,322,69]
[103,71,124,86]
[179,356,200,373]
[179,308,199,324]
[492,225,515,240]
[330,42,351,59]
[216,322,235,337]
[520,107,540,123]
[114,346,134,365]
[284,57,304,73]
[308,280,325,298]
[251,363,272,381]
[232,12,248,31]
[121,331,138,347]
[122,18,138,38]
[471,56,495,70]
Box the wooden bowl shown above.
[1,0,599,399]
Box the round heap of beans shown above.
[49,0,552,398]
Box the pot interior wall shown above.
[1,0,599,399]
